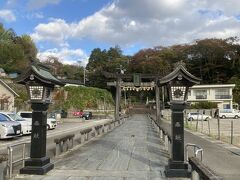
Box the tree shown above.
[42,56,84,80]
[17,35,38,61]
[86,46,127,88]
[184,38,235,83]
[0,24,37,73]
[129,48,171,76]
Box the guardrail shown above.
[147,114,172,153]
[7,142,30,179]
[185,143,203,162]
[54,134,75,156]
[189,157,223,180]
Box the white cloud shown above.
[31,0,240,48]
[31,19,73,43]
[6,0,18,6]
[31,12,44,19]
[27,0,61,10]
[25,12,44,20]
[0,9,16,22]
[37,48,88,66]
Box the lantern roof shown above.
[159,64,201,86]
[16,62,65,86]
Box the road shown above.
[185,130,240,180]
[0,119,88,151]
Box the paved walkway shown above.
[14,114,171,180]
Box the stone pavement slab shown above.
[13,114,186,180]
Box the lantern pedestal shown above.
[20,103,54,175]
[165,160,190,177]
[165,103,190,178]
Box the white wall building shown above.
[188,84,235,109]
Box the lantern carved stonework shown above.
[16,62,64,175]
[159,63,201,177]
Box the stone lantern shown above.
[160,63,200,177]
[16,62,65,175]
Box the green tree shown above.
[184,38,235,83]
[17,35,38,61]
[0,23,37,73]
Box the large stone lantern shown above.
[16,62,65,175]
[159,63,200,177]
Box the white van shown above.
[17,111,57,130]
[218,109,240,119]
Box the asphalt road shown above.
[185,130,240,180]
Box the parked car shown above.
[17,111,57,130]
[82,112,93,120]
[73,110,84,117]
[187,112,212,121]
[0,113,22,139]
[0,112,31,135]
[218,109,240,119]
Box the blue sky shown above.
[1,0,240,66]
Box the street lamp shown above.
[160,63,200,177]
[16,62,65,175]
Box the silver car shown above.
[1,112,31,135]
[0,113,22,139]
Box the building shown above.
[0,79,19,111]
[61,79,84,87]
[187,84,235,109]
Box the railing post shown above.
[164,135,168,150]
[231,120,233,144]
[22,144,26,168]
[9,148,13,179]
[168,139,171,157]
[7,147,9,178]
[160,129,163,138]
[191,170,200,180]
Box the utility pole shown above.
[83,67,86,85]
[155,78,161,122]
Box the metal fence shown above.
[7,142,30,178]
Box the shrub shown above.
[53,86,114,111]
[190,101,218,109]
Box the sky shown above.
[1,0,240,66]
